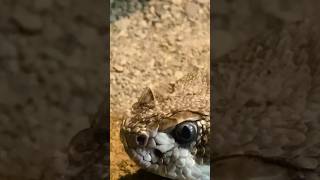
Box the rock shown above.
[113,64,124,73]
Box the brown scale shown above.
[193,115,210,164]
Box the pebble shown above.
[113,64,124,73]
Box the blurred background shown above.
[212,0,320,180]
[0,0,105,179]
[213,0,310,58]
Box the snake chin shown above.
[123,132,209,180]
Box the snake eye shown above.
[173,122,197,144]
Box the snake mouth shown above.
[121,132,176,169]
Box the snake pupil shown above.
[181,126,191,139]
[172,121,197,144]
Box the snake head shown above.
[120,88,210,180]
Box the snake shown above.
[120,69,210,180]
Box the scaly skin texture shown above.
[120,69,210,180]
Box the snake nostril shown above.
[136,134,148,146]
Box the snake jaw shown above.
[121,125,210,180]
[120,110,210,180]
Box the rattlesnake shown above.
[120,69,210,180]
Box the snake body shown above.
[120,69,210,180]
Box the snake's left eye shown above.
[172,121,197,144]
